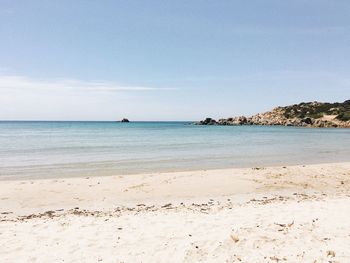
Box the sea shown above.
[0,121,349,179]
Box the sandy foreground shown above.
[1,163,350,263]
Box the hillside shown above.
[198,100,350,128]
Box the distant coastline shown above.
[197,100,350,128]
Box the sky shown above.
[0,0,349,121]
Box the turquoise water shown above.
[0,121,350,179]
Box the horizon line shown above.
[0,120,195,122]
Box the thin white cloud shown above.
[0,75,176,120]
[0,75,168,93]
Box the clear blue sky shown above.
[0,0,349,120]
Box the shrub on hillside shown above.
[336,112,350,122]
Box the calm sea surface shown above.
[0,121,349,179]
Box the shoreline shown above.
[1,162,350,262]
[2,159,350,181]
[1,162,349,213]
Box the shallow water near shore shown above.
[0,121,349,179]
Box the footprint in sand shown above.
[127,183,152,193]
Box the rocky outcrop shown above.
[198,118,217,125]
[197,100,350,128]
[121,118,130,123]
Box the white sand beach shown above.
[1,162,350,262]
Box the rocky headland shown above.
[198,100,350,128]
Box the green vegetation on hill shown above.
[198,99,350,128]
[282,100,350,120]
[336,112,350,122]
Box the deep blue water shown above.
[0,121,349,179]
